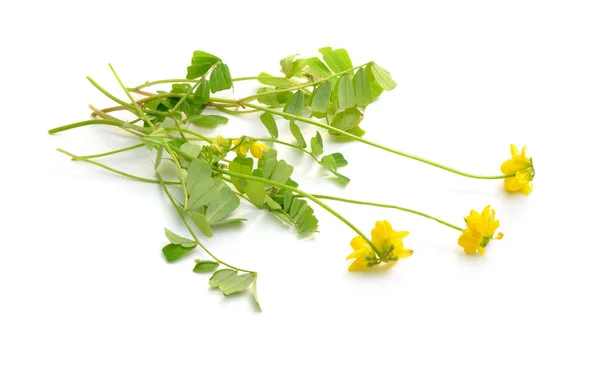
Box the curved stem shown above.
[243,102,513,180]
[156,172,255,274]
[309,194,463,231]
[56,149,179,185]
[48,119,149,135]
[75,143,145,160]
[131,76,302,91]
[211,167,376,251]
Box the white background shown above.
[1,1,599,370]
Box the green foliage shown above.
[186,160,219,210]
[310,132,324,156]
[186,51,221,79]
[289,121,306,148]
[193,78,210,105]
[280,54,307,78]
[187,114,228,127]
[318,47,353,74]
[193,260,219,273]
[162,243,194,262]
[284,91,304,117]
[209,269,255,296]
[256,88,294,107]
[336,74,355,110]
[260,112,279,138]
[304,57,332,79]
[209,63,233,93]
[331,107,362,132]
[368,62,397,91]
[310,81,332,117]
[257,72,294,88]
[270,192,319,234]
[353,68,375,106]
[165,228,196,248]
[321,153,350,183]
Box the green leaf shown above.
[219,273,255,296]
[321,153,348,170]
[318,47,353,74]
[256,87,294,107]
[193,78,210,105]
[280,54,307,78]
[353,68,375,106]
[284,91,304,117]
[209,63,232,93]
[323,167,350,184]
[289,121,306,148]
[264,195,281,210]
[180,143,202,159]
[210,218,247,226]
[154,146,164,169]
[187,114,228,127]
[209,269,237,288]
[244,178,265,207]
[252,274,262,311]
[368,62,396,91]
[228,158,253,193]
[193,260,219,273]
[258,149,278,178]
[205,187,240,223]
[337,74,355,110]
[275,192,319,234]
[272,160,294,184]
[164,228,196,248]
[186,160,219,210]
[188,211,213,237]
[311,132,324,156]
[304,57,332,79]
[162,243,194,262]
[186,51,221,79]
[311,81,332,117]
[260,112,278,138]
[257,73,294,88]
[331,107,362,132]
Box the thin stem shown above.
[257,138,321,164]
[87,77,169,117]
[75,143,145,160]
[211,166,376,251]
[131,76,301,91]
[48,119,149,135]
[156,172,255,274]
[164,144,189,210]
[56,149,179,185]
[108,64,155,128]
[237,63,369,103]
[161,126,211,142]
[244,102,513,180]
[309,194,463,231]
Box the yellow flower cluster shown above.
[458,205,502,256]
[233,138,269,159]
[347,220,412,271]
[501,144,534,195]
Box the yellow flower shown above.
[250,142,269,159]
[232,139,249,157]
[501,144,535,195]
[347,220,412,271]
[457,205,502,256]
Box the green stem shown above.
[243,102,513,180]
[156,172,255,274]
[164,144,189,210]
[211,166,376,252]
[56,148,179,185]
[257,138,321,164]
[131,76,302,91]
[75,143,145,160]
[237,63,369,103]
[48,119,149,135]
[108,64,155,128]
[309,194,463,231]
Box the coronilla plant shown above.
[50,47,535,310]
